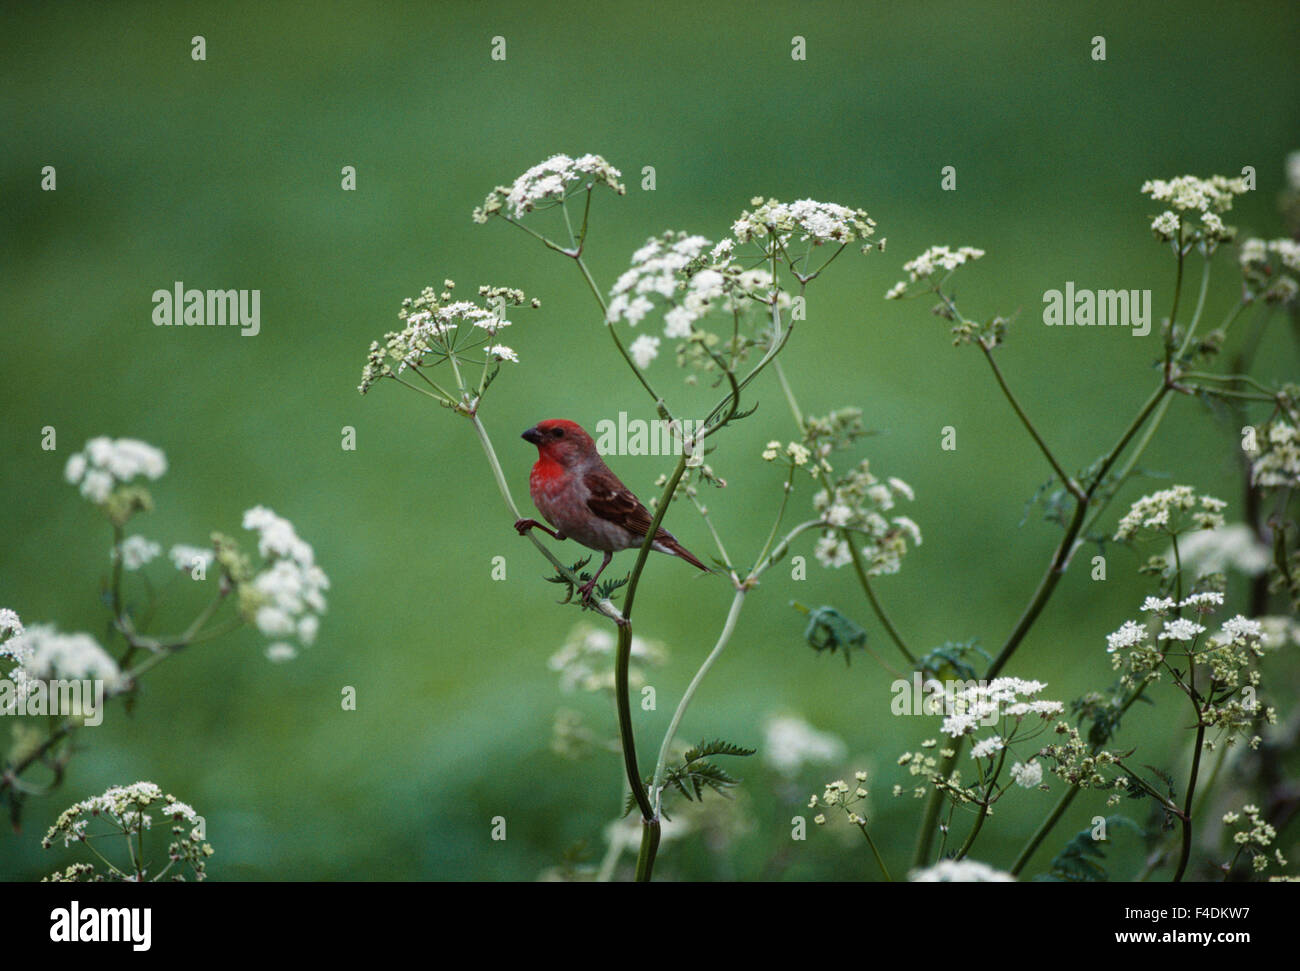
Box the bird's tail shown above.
[654,533,710,572]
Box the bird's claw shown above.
[513,518,531,536]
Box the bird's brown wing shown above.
[583,467,658,539]
[584,465,709,572]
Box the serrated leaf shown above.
[795,603,867,663]
[683,738,756,762]
[1034,815,1142,882]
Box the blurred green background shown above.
[2,0,1297,881]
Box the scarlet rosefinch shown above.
[515,418,708,601]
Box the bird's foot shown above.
[577,578,598,604]
[513,518,534,536]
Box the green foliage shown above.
[1071,688,1150,749]
[1035,815,1142,882]
[1020,475,1071,530]
[792,603,866,664]
[626,739,756,819]
[915,639,989,681]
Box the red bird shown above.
[515,418,709,601]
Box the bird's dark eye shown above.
[551,427,564,438]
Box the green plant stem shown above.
[773,359,805,429]
[649,587,747,812]
[622,453,692,880]
[1009,678,1154,875]
[1012,785,1078,876]
[572,255,671,420]
[1175,256,1213,357]
[978,342,1083,499]
[635,520,820,880]
[955,747,1008,861]
[859,824,892,881]
[845,537,916,665]
[635,820,661,881]
[470,409,653,877]
[1172,647,1207,883]
[913,380,1174,867]
[689,493,733,572]
[1172,720,1207,882]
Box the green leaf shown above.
[682,738,757,761]
[916,639,989,682]
[1035,815,1142,882]
[656,736,755,813]
[792,603,866,664]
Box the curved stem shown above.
[1012,785,1079,876]
[773,358,805,430]
[650,588,747,810]
[1173,256,1214,359]
[955,747,1007,861]
[617,622,655,830]
[573,255,671,420]
[978,342,1082,499]
[859,824,892,881]
[632,520,821,879]
[1172,720,1206,882]
[845,537,916,665]
[1010,678,1153,875]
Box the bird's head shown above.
[522,419,597,467]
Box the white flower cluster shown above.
[1142,174,1249,245]
[606,232,713,330]
[1141,174,1249,214]
[762,439,812,466]
[242,506,328,661]
[628,334,660,368]
[939,677,1063,740]
[42,781,165,848]
[910,859,1015,882]
[1010,760,1043,788]
[360,282,535,394]
[762,713,847,777]
[472,153,625,222]
[64,437,167,504]
[1113,485,1226,541]
[808,771,872,826]
[0,607,24,642]
[1239,238,1300,304]
[548,623,665,694]
[1106,593,1268,718]
[1257,615,1300,650]
[1251,422,1300,488]
[1108,599,1261,654]
[5,623,123,694]
[1169,523,1271,578]
[811,462,920,574]
[0,608,27,689]
[168,544,216,573]
[884,245,985,299]
[731,197,876,246]
[1150,210,1181,239]
[605,231,791,343]
[113,535,161,571]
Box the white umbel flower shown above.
[628,334,660,368]
[762,713,847,777]
[910,859,1015,882]
[473,153,625,222]
[64,437,167,504]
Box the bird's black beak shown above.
[522,426,543,446]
